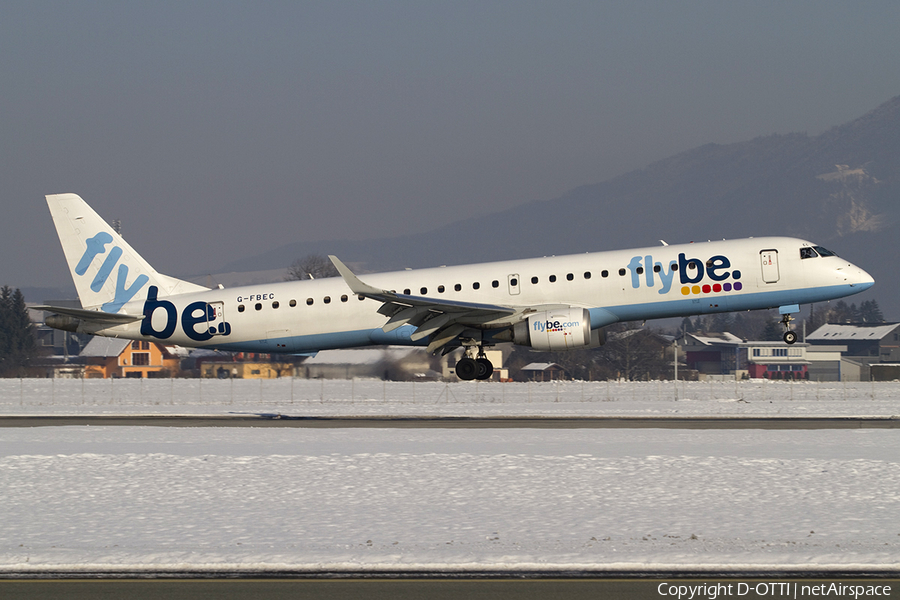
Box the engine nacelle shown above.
[508,308,605,351]
[45,314,81,333]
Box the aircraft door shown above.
[508,274,520,295]
[760,250,780,283]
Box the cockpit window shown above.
[813,246,837,257]
[800,247,818,259]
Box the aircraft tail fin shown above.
[46,193,208,313]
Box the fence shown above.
[0,378,897,408]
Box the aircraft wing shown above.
[329,255,520,353]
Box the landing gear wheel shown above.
[780,312,797,345]
[475,358,494,380]
[456,357,478,381]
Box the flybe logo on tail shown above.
[76,232,150,313]
[626,253,743,295]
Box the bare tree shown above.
[286,254,339,281]
[593,324,670,381]
[506,323,671,381]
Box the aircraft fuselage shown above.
[83,237,873,353]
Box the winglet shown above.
[328,255,387,298]
[329,255,518,316]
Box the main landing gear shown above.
[455,345,494,381]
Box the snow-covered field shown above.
[1,379,898,573]
[2,378,899,417]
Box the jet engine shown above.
[44,313,81,333]
[505,307,605,351]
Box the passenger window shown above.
[438,285,445,293]
[473,282,480,290]
[671,263,678,271]
[420,287,427,295]
[601,270,608,278]
[306,298,314,306]
[618,268,626,276]
[531,276,538,284]
[566,273,574,281]
[324,296,331,304]
[636,267,643,275]
[272,301,279,309]
[454,284,461,291]
[238,304,245,312]
[510,278,518,286]
[358,295,365,301]
[584,272,591,279]
[255,303,262,311]
[404,289,411,295]
[492,280,499,288]
[341,295,348,302]
[289,299,297,307]
[549,275,557,283]
[653,265,661,273]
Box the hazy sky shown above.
[3,1,899,289]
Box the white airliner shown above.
[35,193,875,380]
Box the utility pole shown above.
[673,338,679,401]
[673,340,678,381]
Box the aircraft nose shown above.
[849,264,875,291]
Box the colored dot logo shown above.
[681,270,742,296]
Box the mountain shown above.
[221,96,900,317]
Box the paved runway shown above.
[2,576,898,600]
[1,414,898,428]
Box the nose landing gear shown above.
[777,304,802,345]
[781,313,797,345]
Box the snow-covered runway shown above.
[1,380,898,572]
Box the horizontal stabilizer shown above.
[30,304,143,325]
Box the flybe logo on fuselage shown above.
[626,253,743,295]
[76,232,150,313]
[140,286,232,342]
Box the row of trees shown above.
[684,299,885,342]
[0,286,38,377]
[505,297,888,381]
[506,323,674,382]
[807,300,883,330]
